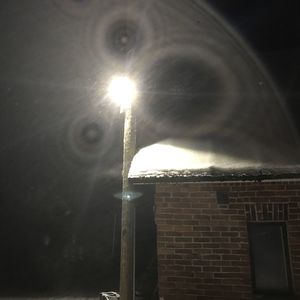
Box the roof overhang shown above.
[129,139,300,184]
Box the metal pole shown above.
[119,104,136,300]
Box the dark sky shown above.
[210,0,300,132]
[211,0,300,51]
[0,0,299,297]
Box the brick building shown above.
[130,139,300,300]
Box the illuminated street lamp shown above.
[108,75,137,112]
[107,75,137,300]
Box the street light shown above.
[107,75,137,300]
[108,75,137,112]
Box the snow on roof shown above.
[129,139,300,182]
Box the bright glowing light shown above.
[107,75,137,110]
[113,191,143,201]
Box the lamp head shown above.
[107,75,137,111]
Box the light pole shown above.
[108,75,137,300]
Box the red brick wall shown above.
[155,181,300,300]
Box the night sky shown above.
[0,0,299,297]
